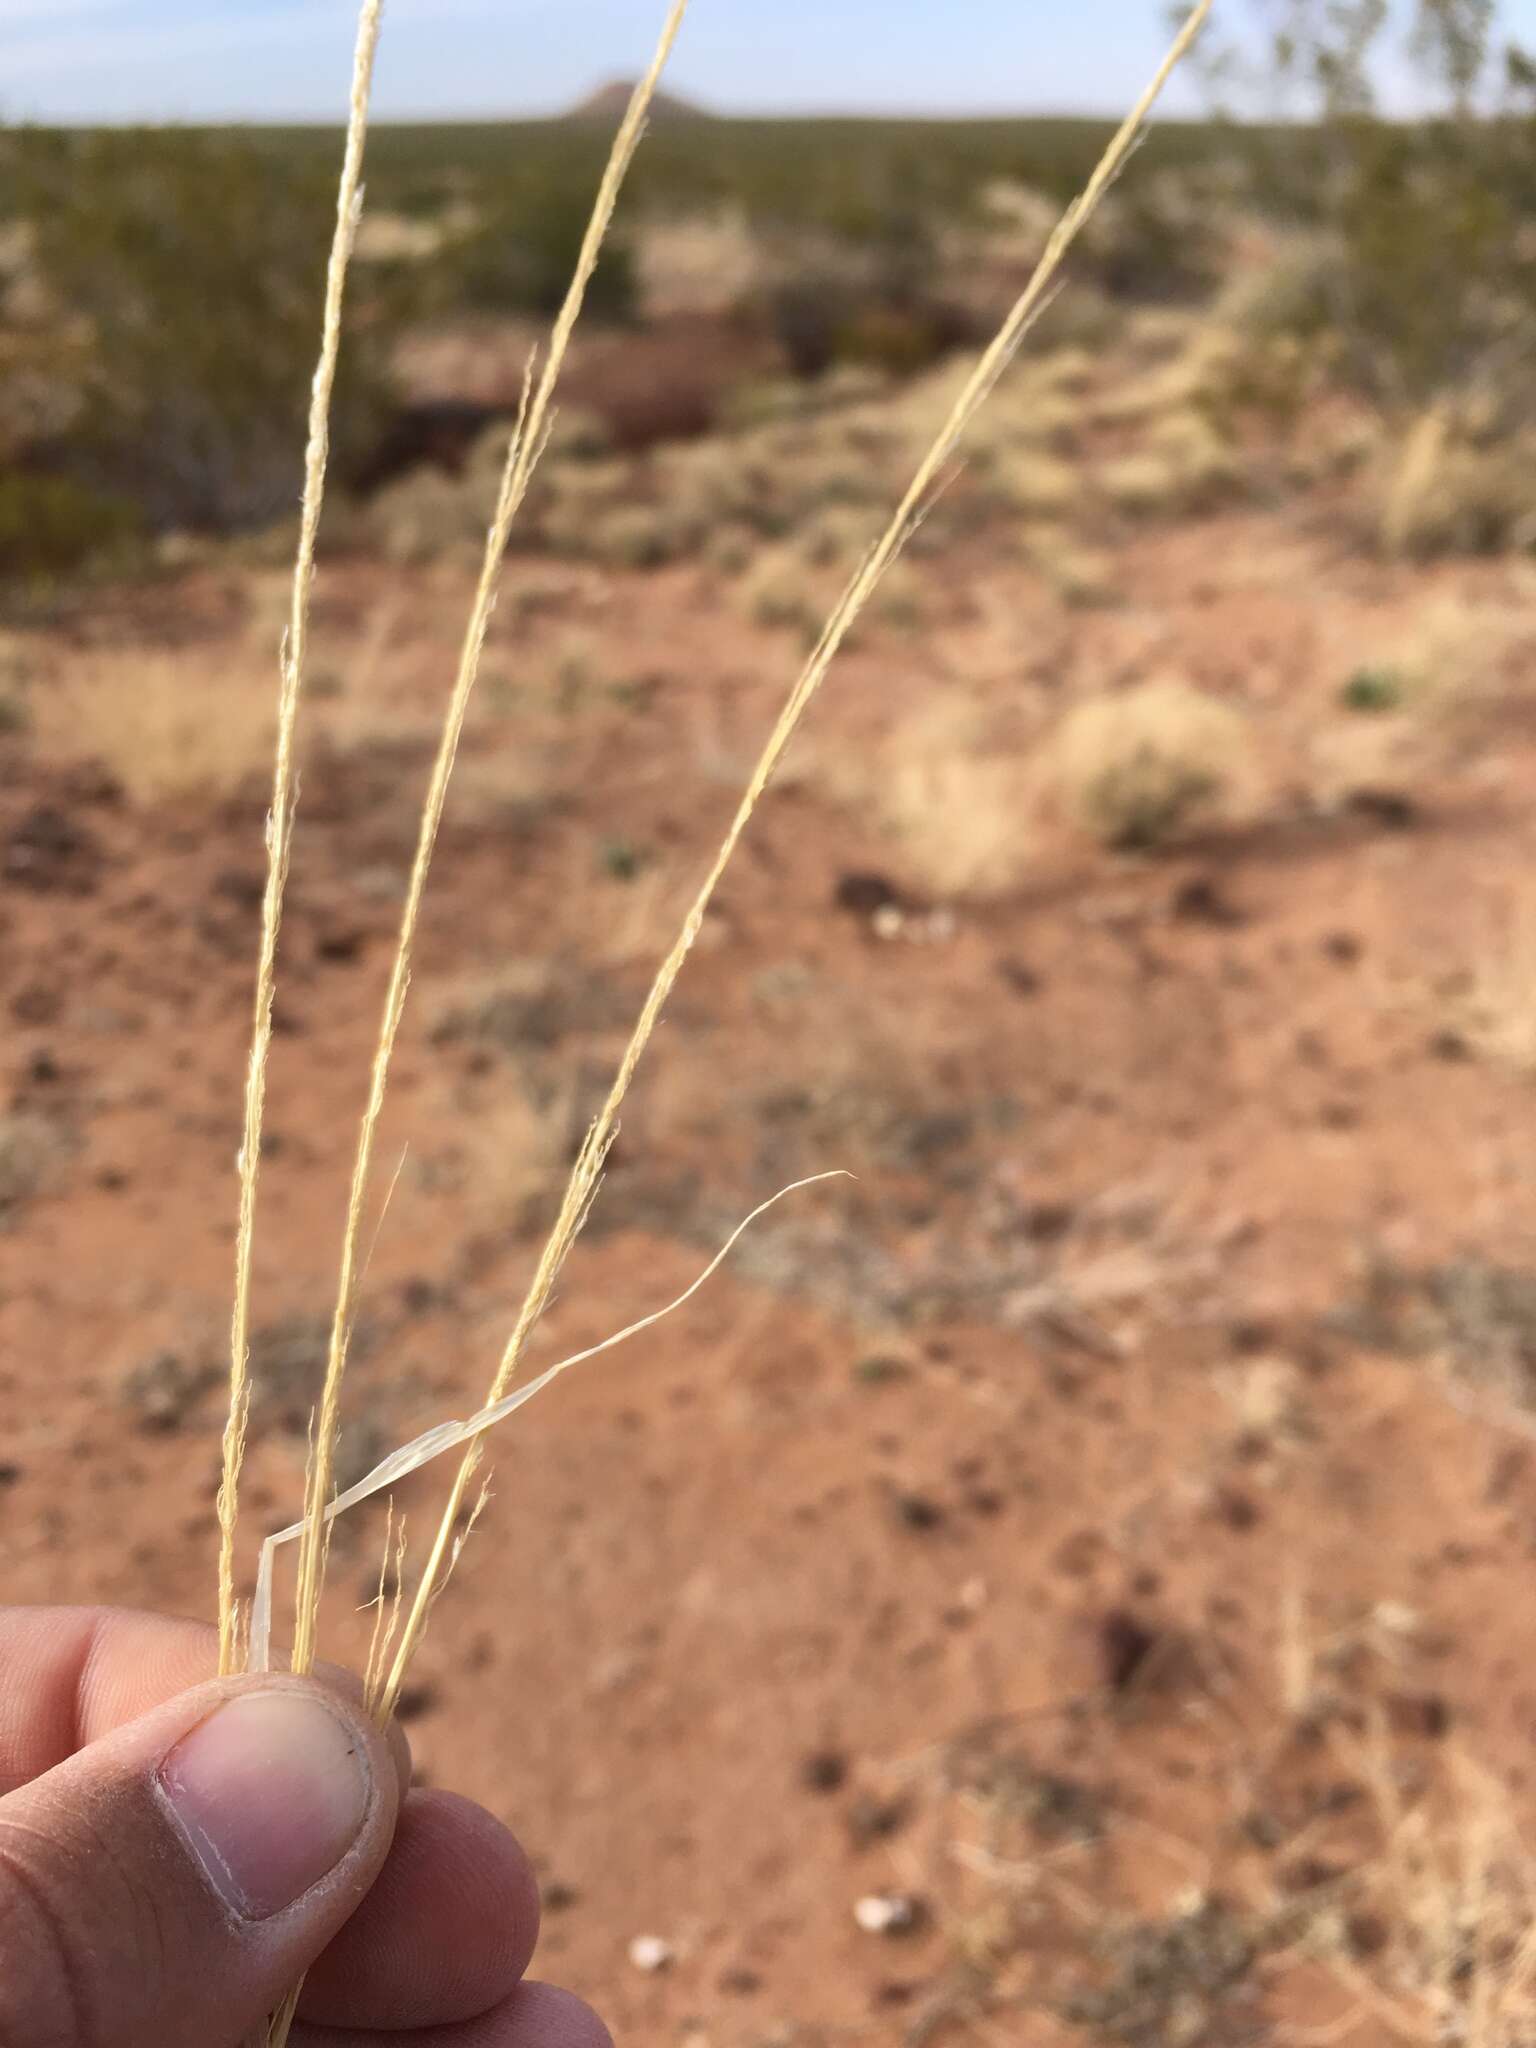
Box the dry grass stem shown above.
[217,0,383,1680]
[285,0,693,1686]
[370,0,1215,1721]
[362,1506,409,1708]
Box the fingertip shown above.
[298,1787,540,2027]
[293,1982,613,2048]
[488,1982,615,2048]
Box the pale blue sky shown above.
[6,1,1536,123]
[1,1,1245,123]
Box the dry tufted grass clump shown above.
[986,444,1081,520]
[1098,407,1243,519]
[36,651,278,807]
[736,536,931,647]
[806,695,1037,900]
[1310,595,1536,809]
[737,541,834,644]
[0,1110,70,1228]
[1448,907,1536,1081]
[1045,678,1255,851]
[1372,405,1536,560]
[874,707,1037,899]
[369,463,495,566]
[1020,525,1117,607]
[410,1075,575,1244]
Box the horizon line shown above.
[3,101,1271,128]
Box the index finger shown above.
[0,1605,222,1789]
[0,1605,409,1791]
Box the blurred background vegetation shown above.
[3,0,1536,589]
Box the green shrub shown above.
[0,1111,67,1225]
[444,176,637,321]
[599,837,646,881]
[830,301,956,376]
[759,203,960,383]
[766,274,964,381]
[1197,2,1536,422]
[1341,665,1408,714]
[1079,172,1226,303]
[0,469,140,585]
[3,127,404,532]
[1326,120,1536,410]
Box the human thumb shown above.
[0,1674,401,2048]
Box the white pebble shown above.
[854,1893,917,1935]
[628,1934,674,1973]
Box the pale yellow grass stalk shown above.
[286,0,693,1683]
[371,0,1215,1721]
[217,0,383,1679]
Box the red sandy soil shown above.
[5,500,1536,2044]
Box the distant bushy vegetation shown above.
[0,107,1234,588]
[9,12,1536,585]
[304,113,1234,233]
[285,111,1232,321]
[0,128,403,535]
[1194,0,1536,411]
[0,471,140,587]
[438,171,638,321]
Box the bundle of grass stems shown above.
[210,2,1213,2038]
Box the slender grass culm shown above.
[218,0,383,1683]
[213,2,1213,2039]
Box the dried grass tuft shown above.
[1046,679,1253,850]
[1375,405,1536,559]
[1100,409,1241,519]
[1448,903,1536,1079]
[0,1110,68,1226]
[1311,595,1536,805]
[38,653,275,805]
[813,697,1036,899]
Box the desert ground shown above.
[8,68,1536,2045]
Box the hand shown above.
[0,1606,610,2048]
